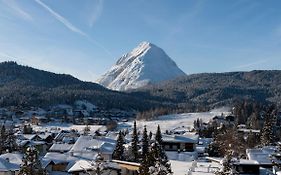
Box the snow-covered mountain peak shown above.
[97,42,186,91]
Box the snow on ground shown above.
[170,160,219,175]
[32,123,105,133]
[122,108,231,133]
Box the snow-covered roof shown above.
[238,128,260,133]
[0,153,23,165]
[53,104,73,110]
[246,147,276,165]
[37,133,53,140]
[20,134,37,140]
[42,152,78,168]
[234,159,259,165]
[112,160,141,167]
[70,136,116,154]
[0,157,20,171]
[68,160,120,173]
[49,143,73,152]
[74,100,97,112]
[67,160,93,172]
[162,134,198,144]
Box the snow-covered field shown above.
[123,107,230,133]
[33,107,230,135]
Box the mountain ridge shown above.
[0,61,161,110]
[97,41,186,91]
[135,70,281,108]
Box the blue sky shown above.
[0,0,281,82]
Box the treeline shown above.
[0,62,163,111]
[112,122,172,175]
[138,70,281,109]
[205,101,280,158]
[136,104,210,121]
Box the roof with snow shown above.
[49,143,74,152]
[162,134,199,144]
[0,157,20,171]
[41,152,79,169]
[247,147,276,165]
[0,153,23,166]
[70,136,116,154]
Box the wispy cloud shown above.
[34,0,112,57]
[88,0,104,28]
[232,59,268,70]
[34,0,87,37]
[2,0,33,21]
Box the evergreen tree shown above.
[271,143,281,171]
[142,126,149,159]
[260,106,275,146]
[19,146,46,175]
[131,121,139,162]
[149,131,153,140]
[139,126,150,175]
[215,150,238,175]
[155,125,163,146]
[247,112,260,130]
[147,142,159,167]
[0,125,6,154]
[112,131,125,160]
[149,161,173,175]
[139,154,150,175]
[5,125,18,152]
[23,124,33,134]
[83,125,91,136]
[154,125,172,173]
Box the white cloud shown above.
[2,0,33,21]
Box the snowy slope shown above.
[97,41,186,91]
[121,107,231,133]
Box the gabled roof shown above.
[67,160,93,172]
[0,157,20,171]
[246,147,276,165]
[70,136,116,154]
[49,143,73,152]
[0,153,23,165]
[41,152,78,168]
[162,134,198,144]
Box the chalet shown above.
[0,157,20,175]
[42,152,78,173]
[112,160,140,175]
[31,116,48,125]
[162,134,198,152]
[246,147,275,168]
[18,133,54,155]
[207,157,260,174]
[50,105,73,118]
[67,160,121,175]
[0,153,23,175]
[233,160,260,174]
[18,140,48,156]
[49,143,74,153]
[69,136,116,160]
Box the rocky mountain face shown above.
[97,41,186,91]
